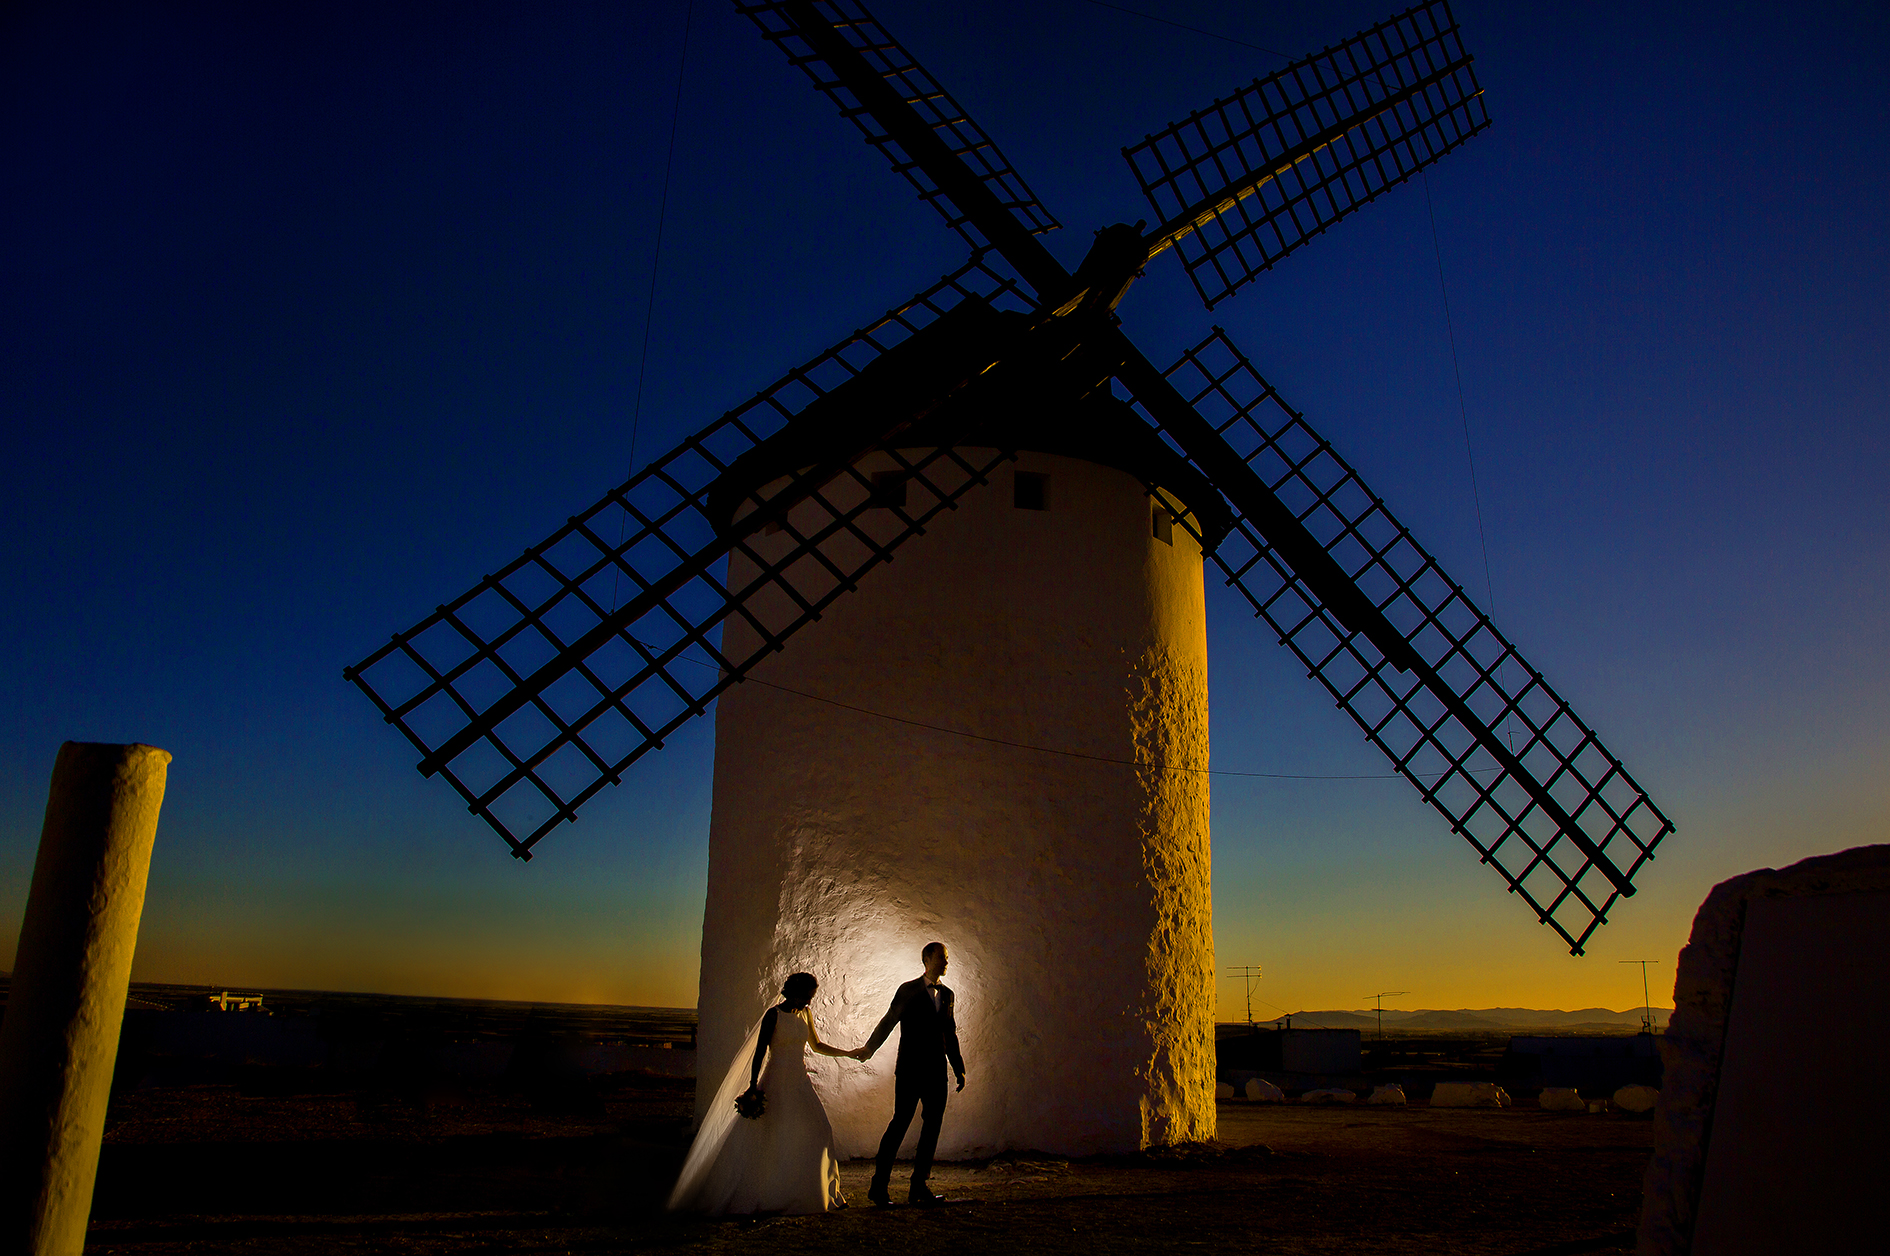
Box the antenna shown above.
[1364,991,1408,1040]
[1226,965,1263,1030]
[1619,960,1660,1033]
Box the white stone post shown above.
[0,743,170,1256]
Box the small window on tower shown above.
[1152,503,1173,545]
[1013,471,1048,511]
[869,471,908,510]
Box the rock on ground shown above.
[1301,1088,1355,1105]
[1244,1078,1285,1102]
[1613,1084,1659,1113]
[1538,1087,1586,1111]
[1430,1082,1510,1108]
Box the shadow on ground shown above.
[87,1076,1650,1254]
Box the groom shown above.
[861,941,966,1206]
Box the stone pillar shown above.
[0,743,170,1256]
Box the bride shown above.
[668,972,866,1215]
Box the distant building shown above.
[1504,1034,1660,1092]
[1218,1027,1362,1076]
[201,991,264,1012]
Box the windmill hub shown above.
[1049,221,1153,319]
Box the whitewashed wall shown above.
[694,448,1214,1157]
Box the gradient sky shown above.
[3,1,1884,1017]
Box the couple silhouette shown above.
[667,942,967,1215]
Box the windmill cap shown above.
[708,299,1229,545]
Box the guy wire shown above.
[647,637,1498,784]
[611,0,694,615]
[1422,171,1516,752]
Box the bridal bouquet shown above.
[735,1085,766,1120]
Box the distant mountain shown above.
[1258,1007,1671,1030]
[1392,1010,1509,1028]
[1262,1010,1378,1028]
[1273,1010,1509,1029]
[1456,1007,1672,1027]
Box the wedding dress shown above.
[667,1006,845,1215]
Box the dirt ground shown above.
[85,1076,1651,1255]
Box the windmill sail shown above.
[344,256,1032,858]
[349,0,1671,951]
[1125,0,1489,310]
[1141,328,1672,953]
[737,0,1060,252]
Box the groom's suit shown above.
[864,977,964,1191]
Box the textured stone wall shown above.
[1637,843,1890,1256]
[695,448,1214,1157]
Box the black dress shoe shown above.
[908,1185,947,1206]
[867,1182,891,1207]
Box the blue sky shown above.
[3,0,1884,1014]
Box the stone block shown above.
[1538,1086,1586,1111]
[1300,1087,1355,1104]
[1243,1077,1284,1102]
[1366,1084,1407,1105]
[1639,844,1890,1256]
[1614,1084,1659,1113]
[1430,1081,1509,1108]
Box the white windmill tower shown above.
[698,325,1226,1153]
[348,0,1672,1157]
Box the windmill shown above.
[345,0,1673,1155]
